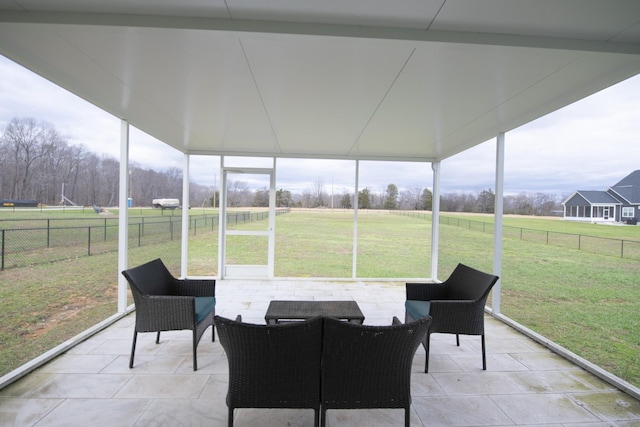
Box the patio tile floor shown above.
[1,279,639,426]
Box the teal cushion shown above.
[405,300,430,320]
[194,297,216,322]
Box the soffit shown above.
[1,0,639,161]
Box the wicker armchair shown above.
[215,315,323,427]
[320,316,431,427]
[405,263,499,372]
[121,258,216,371]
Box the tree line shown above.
[1,117,563,215]
[251,183,562,216]
[0,117,212,207]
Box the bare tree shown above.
[0,118,61,200]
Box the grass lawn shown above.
[0,208,638,389]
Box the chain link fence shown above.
[397,211,640,261]
[0,209,289,270]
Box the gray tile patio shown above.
[1,279,639,426]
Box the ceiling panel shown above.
[1,1,639,162]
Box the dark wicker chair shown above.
[405,263,499,372]
[215,315,323,427]
[121,258,216,371]
[320,316,431,427]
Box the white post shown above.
[117,120,130,313]
[218,156,225,279]
[352,160,359,279]
[268,157,276,278]
[492,132,505,314]
[181,153,190,278]
[430,161,441,280]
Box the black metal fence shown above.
[0,209,289,270]
[398,211,640,261]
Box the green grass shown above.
[0,208,638,389]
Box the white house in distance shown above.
[563,170,640,224]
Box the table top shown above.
[265,300,365,323]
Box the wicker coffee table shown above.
[265,300,365,324]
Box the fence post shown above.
[88,226,92,256]
[621,240,624,258]
[1,230,4,271]
[47,219,50,248]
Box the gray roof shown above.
[610,170,640,204]
[574,191,621,204]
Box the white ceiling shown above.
[1,0,640,162]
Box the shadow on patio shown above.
[1,279,639,426]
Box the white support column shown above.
[268,157,276,278]
[492,132,505,314]
[218,156,225,279]
[180,153,190,278]
[117,120,130,313]
[352,160,359,279]
[430,161,441,280]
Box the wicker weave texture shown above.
[215,316,323,427]
[215,315,430,427]
[405,263,499,372]
[121,258,216,371]
[321,316,431,411]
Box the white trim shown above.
[430,161,440,280]
[180,154,190,278]
[492,133,505,314]
[117,120,129,313]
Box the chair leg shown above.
[314,408,319,427]
[456,333,460,346]
[481,334,487,370]
[192,329,198,371]
[129,330,138,368]
[424,334,431,373]
[405,406,410,427]
[228,407,234,427]
[321,407,327,427]
[156,331,161,344]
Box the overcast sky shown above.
[2,54,639,199]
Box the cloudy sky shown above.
[1,54,639,199]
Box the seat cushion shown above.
[194,297,216,323]
[405,300,430,320]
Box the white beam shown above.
[181,153,190,278]
[117,119,129,313]
[430,161,440,280]
[352,160,359,279]
[3,11,639,55]
[492,133,505,314]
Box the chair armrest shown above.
[173,278,216,297]
[406,282,447,301]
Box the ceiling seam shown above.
[346,48,416,157]
[435,56,585,156]
[608,19,640,42]
[426,0,448,31]
[238,39,282,153]
[223,0,233,20]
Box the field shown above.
[0,208,639,388]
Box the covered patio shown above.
[1,1,640,424]
[2,279,640,426]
